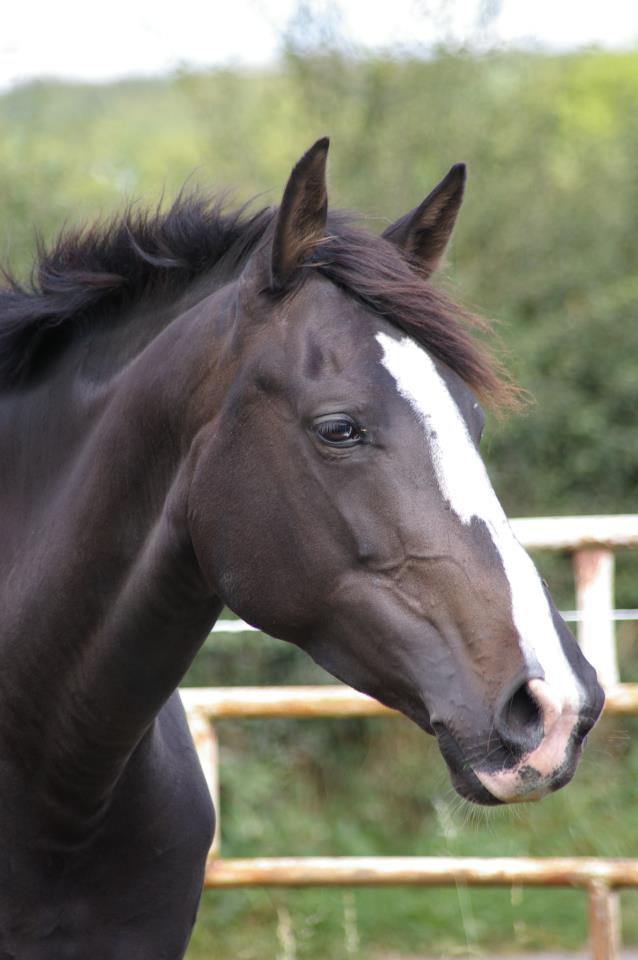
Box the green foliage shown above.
[2,47,638,957]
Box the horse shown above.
[0,138,604,958]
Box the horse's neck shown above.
[0,281,231,830]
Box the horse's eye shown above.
[313,416,363,447]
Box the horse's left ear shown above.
[270,137,330,290]
[382,163,466,279]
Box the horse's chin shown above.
[450,772,504,807]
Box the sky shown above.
[2,0,638,90]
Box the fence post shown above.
[573,547,619,687]
[188,709,221,857]
[588,881,620,960]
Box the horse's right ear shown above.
[270,137,330,291]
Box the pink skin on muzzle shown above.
[475,679,580,803]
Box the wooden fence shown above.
[182,515,638,960]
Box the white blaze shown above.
[376,332,583,710]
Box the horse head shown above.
[188,139,604,805]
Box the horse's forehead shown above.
[289,278,369,337]
[277,280,473,414]
[280,280,389,371]
[373,328,479,424]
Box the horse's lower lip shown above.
[432,723,504,805]
[451,771,503,806]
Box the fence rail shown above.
[181,682,638,719]
[202,855,638,888]
[184,515,638,960]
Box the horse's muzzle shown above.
[436,677,605,805]
[475,678,604,803]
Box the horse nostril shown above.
[496,681,543,756]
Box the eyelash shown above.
[313,415,365,447]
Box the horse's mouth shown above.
[435,725,588,806]
[450,770,505,806]
[433,724,503,806]
[474,740,584,804]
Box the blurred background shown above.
[2,1,638,956]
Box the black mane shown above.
[0,192,514,405]
[0,195,273,388]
